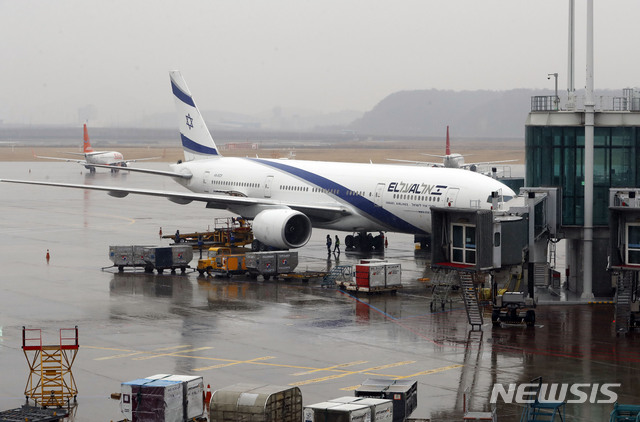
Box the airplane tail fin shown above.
[170,71,220,161]
[445,125,450,156]
[83,124,93,153]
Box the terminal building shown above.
[526,89,640,297]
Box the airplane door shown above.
[203,171,211,193]
[446,187,460,207]
[374,183,385,207]
[264,175,274,198]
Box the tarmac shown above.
[0,162,638,421]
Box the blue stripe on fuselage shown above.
[181,133,218,156]
[248,158,425,234]
[172,80,196,107]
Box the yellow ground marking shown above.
[339,364,463,390]
[89,344,196,361]
[393,364,463,378]
[292,361,369,376]
[194,356,276,372]
[290,361,415,387]
[133,347,213,361]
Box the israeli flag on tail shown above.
[170,71,220,161]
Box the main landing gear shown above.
[344,232,385,253]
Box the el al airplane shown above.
[389,126,517,173]
[35,124,159,173]
[1,71,516,250]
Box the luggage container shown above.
[355,264,386,289]
[246,252,277,278]
[304,402,371,422]
[328,397,393,422]
[276,251,298,273]
[384,263,402,287]
[147,374,204,420]
[120,378,183,422]
[245,251,298,280]
[142,245,193,274]
[109,245,151,271]
[210,383,302,422]
[355,378,417,422]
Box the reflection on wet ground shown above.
[0,163,638,421]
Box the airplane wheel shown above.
[525,310,536,327]
[491,310,501,327]
[345,235,354,249]
[251,240,261,251]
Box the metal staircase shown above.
[615,272,633,333]
[23,327,79,407]
[430,271,457,311]
[321,265,352,287]
[459,272,483,330]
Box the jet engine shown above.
[252,209,312,249]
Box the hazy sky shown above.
[1,0,639,125]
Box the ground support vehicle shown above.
[164,217,253,249]
[279,271,328,282]
[491,291,536,327]
[196,247,249,277]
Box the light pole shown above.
[548,72,559,110]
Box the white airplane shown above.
[2,71,516,251]
[35,124,158,173]
[389,126,517,173]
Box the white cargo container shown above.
[355,263,386,288]
[305,402,371,422]
[356,398,393,422]
[328,397,393,422]
[303,402,341,422]
[147,374,204,420]
[384,263,402,287]
[120,378,183,422]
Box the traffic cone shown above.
[46,249,50,263]
[205,384,212,409]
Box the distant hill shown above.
[348,88,628,139]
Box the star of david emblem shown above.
[185,114,194,129]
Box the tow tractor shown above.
[491,291,536,327]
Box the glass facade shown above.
[525,125,639,226]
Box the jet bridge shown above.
[608,188,640,333]
[430,188,561,328]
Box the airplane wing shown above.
[86,163,192,179]
[34,154,87,164]
[386,158,444,167]
[461,159,518,168]
[123,156,162,164]
[0,179,351,221]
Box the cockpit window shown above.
[486,195,513,203]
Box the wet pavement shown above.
[0,162,638,421]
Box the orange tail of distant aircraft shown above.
[83,124,93,153]
[445,125,451,156]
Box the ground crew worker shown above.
[175,229,180,243]
[334,235,340,255]
[159,227,163,238]
[326,234,332,254]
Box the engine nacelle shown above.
[252,209,312,249]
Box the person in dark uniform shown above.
[326,234,332,254]
[334,235,340,255]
